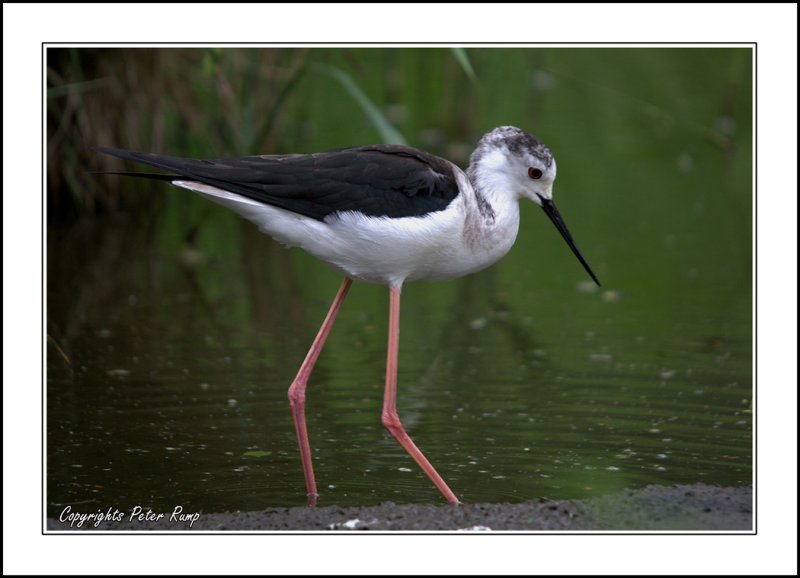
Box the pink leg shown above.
[381,285,461,505]
[288,277,352,507]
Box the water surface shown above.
[46,47,752,517]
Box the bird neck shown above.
[455,164,521,257]
[465,158,521,225]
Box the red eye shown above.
[528,167,543,180]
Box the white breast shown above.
[172,177,520,288]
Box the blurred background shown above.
[46,47,752,515]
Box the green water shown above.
[46,47,752,515]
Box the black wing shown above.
[95,145,461,221]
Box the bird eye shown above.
[528,167,543,180]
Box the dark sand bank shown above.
[48,483,751,532]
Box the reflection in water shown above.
[47,207,751,514]
[47,47,753,516]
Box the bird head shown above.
[468,126,600,286]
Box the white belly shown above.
[173,180,519,287]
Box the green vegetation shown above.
[47,47,753,510]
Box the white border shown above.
[5,2,797,575]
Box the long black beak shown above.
[537,194,600,286]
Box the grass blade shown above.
[314,62,407,145]
[451,48,479,86]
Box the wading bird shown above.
[97,125,599,506]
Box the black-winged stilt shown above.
[97,125,599,506]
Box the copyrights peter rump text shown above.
[57,505,201,528]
